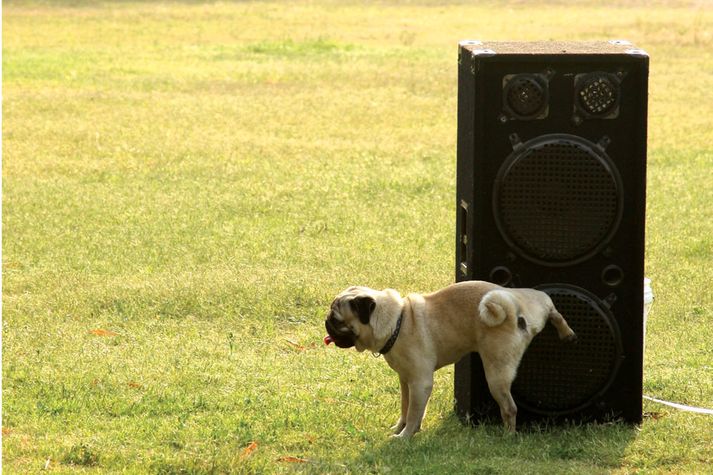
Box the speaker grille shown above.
[512,286,622,414]
[494,135,622,265]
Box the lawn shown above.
[2,0,712,473]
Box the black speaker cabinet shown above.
[454,41,648,425]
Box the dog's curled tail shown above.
[479,290,518,327]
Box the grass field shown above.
[3,0,712,473]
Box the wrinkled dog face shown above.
[325,287,377,350]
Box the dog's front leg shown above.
[391,376,409,435]
[395,375,433,438]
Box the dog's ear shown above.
[350,295,376,325]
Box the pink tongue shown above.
[323,335,334,346]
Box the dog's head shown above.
[324,286,402,352]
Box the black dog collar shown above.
[378,309,404,355]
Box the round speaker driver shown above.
[505,75,547,118]
[512,285,623,415]
[493,134,622,266]
[577,74,618,116]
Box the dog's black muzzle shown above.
[325,314,356,349]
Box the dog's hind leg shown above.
[481,356,518,433]
[549,309,577,342]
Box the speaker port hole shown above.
[490,266,513,286]
[602,265,624,286]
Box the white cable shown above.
[643,395,713,415]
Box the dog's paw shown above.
[391,430,415,439]
[391,421,406,435]
[563,332,578,343]
[391,425,419,439]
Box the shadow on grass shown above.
[348,413,638,474]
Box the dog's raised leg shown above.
[395,376,433,438]
[481,355,518,433]
[391,377,409,435]
[549,310,577,342]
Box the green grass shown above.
[3,0,712,473]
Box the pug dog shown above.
[324,280,576,437]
